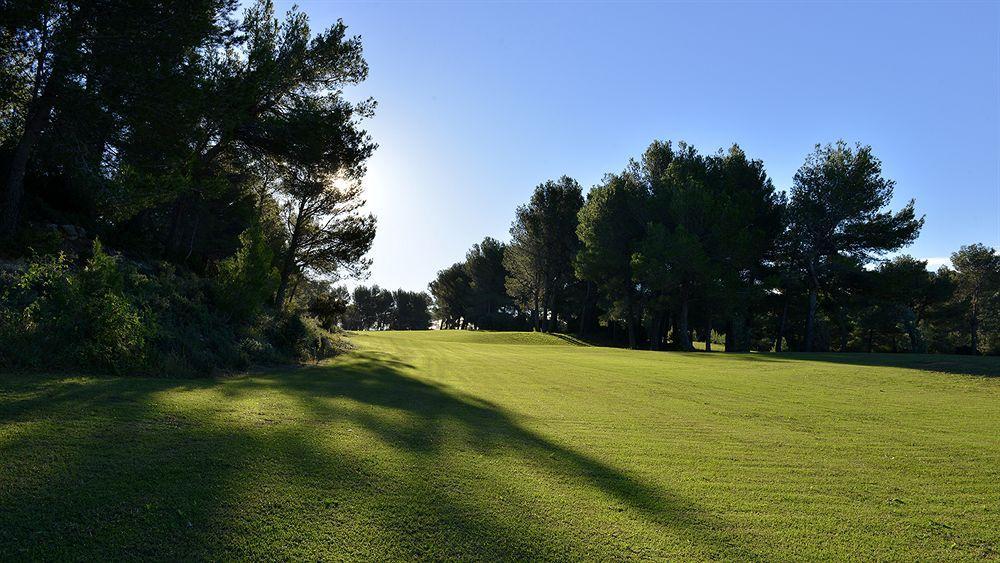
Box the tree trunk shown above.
[546,288,558,333]
[275,200,306,307]
[625,293,637,349]
[1,18,63,238]
[971,297,979,354]
[579,282,590,336]
[728,313,750,352]
[677,297,693,351]
[649,313,661,351]
[185,203,201,260]
[287,275,302,305]
[275,250,296,307]
[804,287,818,352]
[866,329,874,353]
[775,297,788,352]
[1,88,57,237]
[704,312,712,352]
[656,312,667,350]
[531,289,540,332]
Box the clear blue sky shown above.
[277,0,1000,292]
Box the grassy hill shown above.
[1,331,997,560]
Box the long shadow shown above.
[549,333,592,346]
[1,371,544,559]
[0,374,227,559]
[222,352,756,558]
[0,354,756,559]
[545,335,999,378]
[738,351,1000,378]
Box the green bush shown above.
[267,313,352,363]
[139,268,241,376]
[213,225,279,323]
[0,242,150,374]
[20,226,65,256]
[0,241,349,376]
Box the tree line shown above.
[306,284,432,331]
[1,1,378,374]
[430,141,1000,355]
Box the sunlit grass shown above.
[1,331,997,559]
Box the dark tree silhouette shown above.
[786,142,922,351]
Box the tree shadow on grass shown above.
[736,351,1000,378]
[549,333,592,346]
[0,353,756,559]
[214,352,758,558]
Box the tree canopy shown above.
[427,139,997,356]
[0,0,381,374]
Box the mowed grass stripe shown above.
[1,330,997,560]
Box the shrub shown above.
[20,226,65,256]
[0,242,151,373]
[0,241,349,376]
[213,226,279,323]
[268,313,352,363]
[136,264,251,376]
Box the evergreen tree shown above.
[503,176,583,332]
[464,237,511,330]
[576,172,647,348]
[275,171,375,306]
[950,244,1000,353]
[390,290,432,330]
[786,141,923,351]
[429,263,472,329]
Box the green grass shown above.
[1,331,998,560]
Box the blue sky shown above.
[276,1,1000,292]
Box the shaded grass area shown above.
[774,351,1000,377]
[1,331,998,560]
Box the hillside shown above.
[1,331,997,560]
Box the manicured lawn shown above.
[1,331,998,560]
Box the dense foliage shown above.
[344,285,433,330]
[2,1,995,365]
[0,0,376,373]
[431,140,1000,355]
[301,283,432,331]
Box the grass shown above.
[1,331,998,560]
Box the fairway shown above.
[1,331,998,560]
